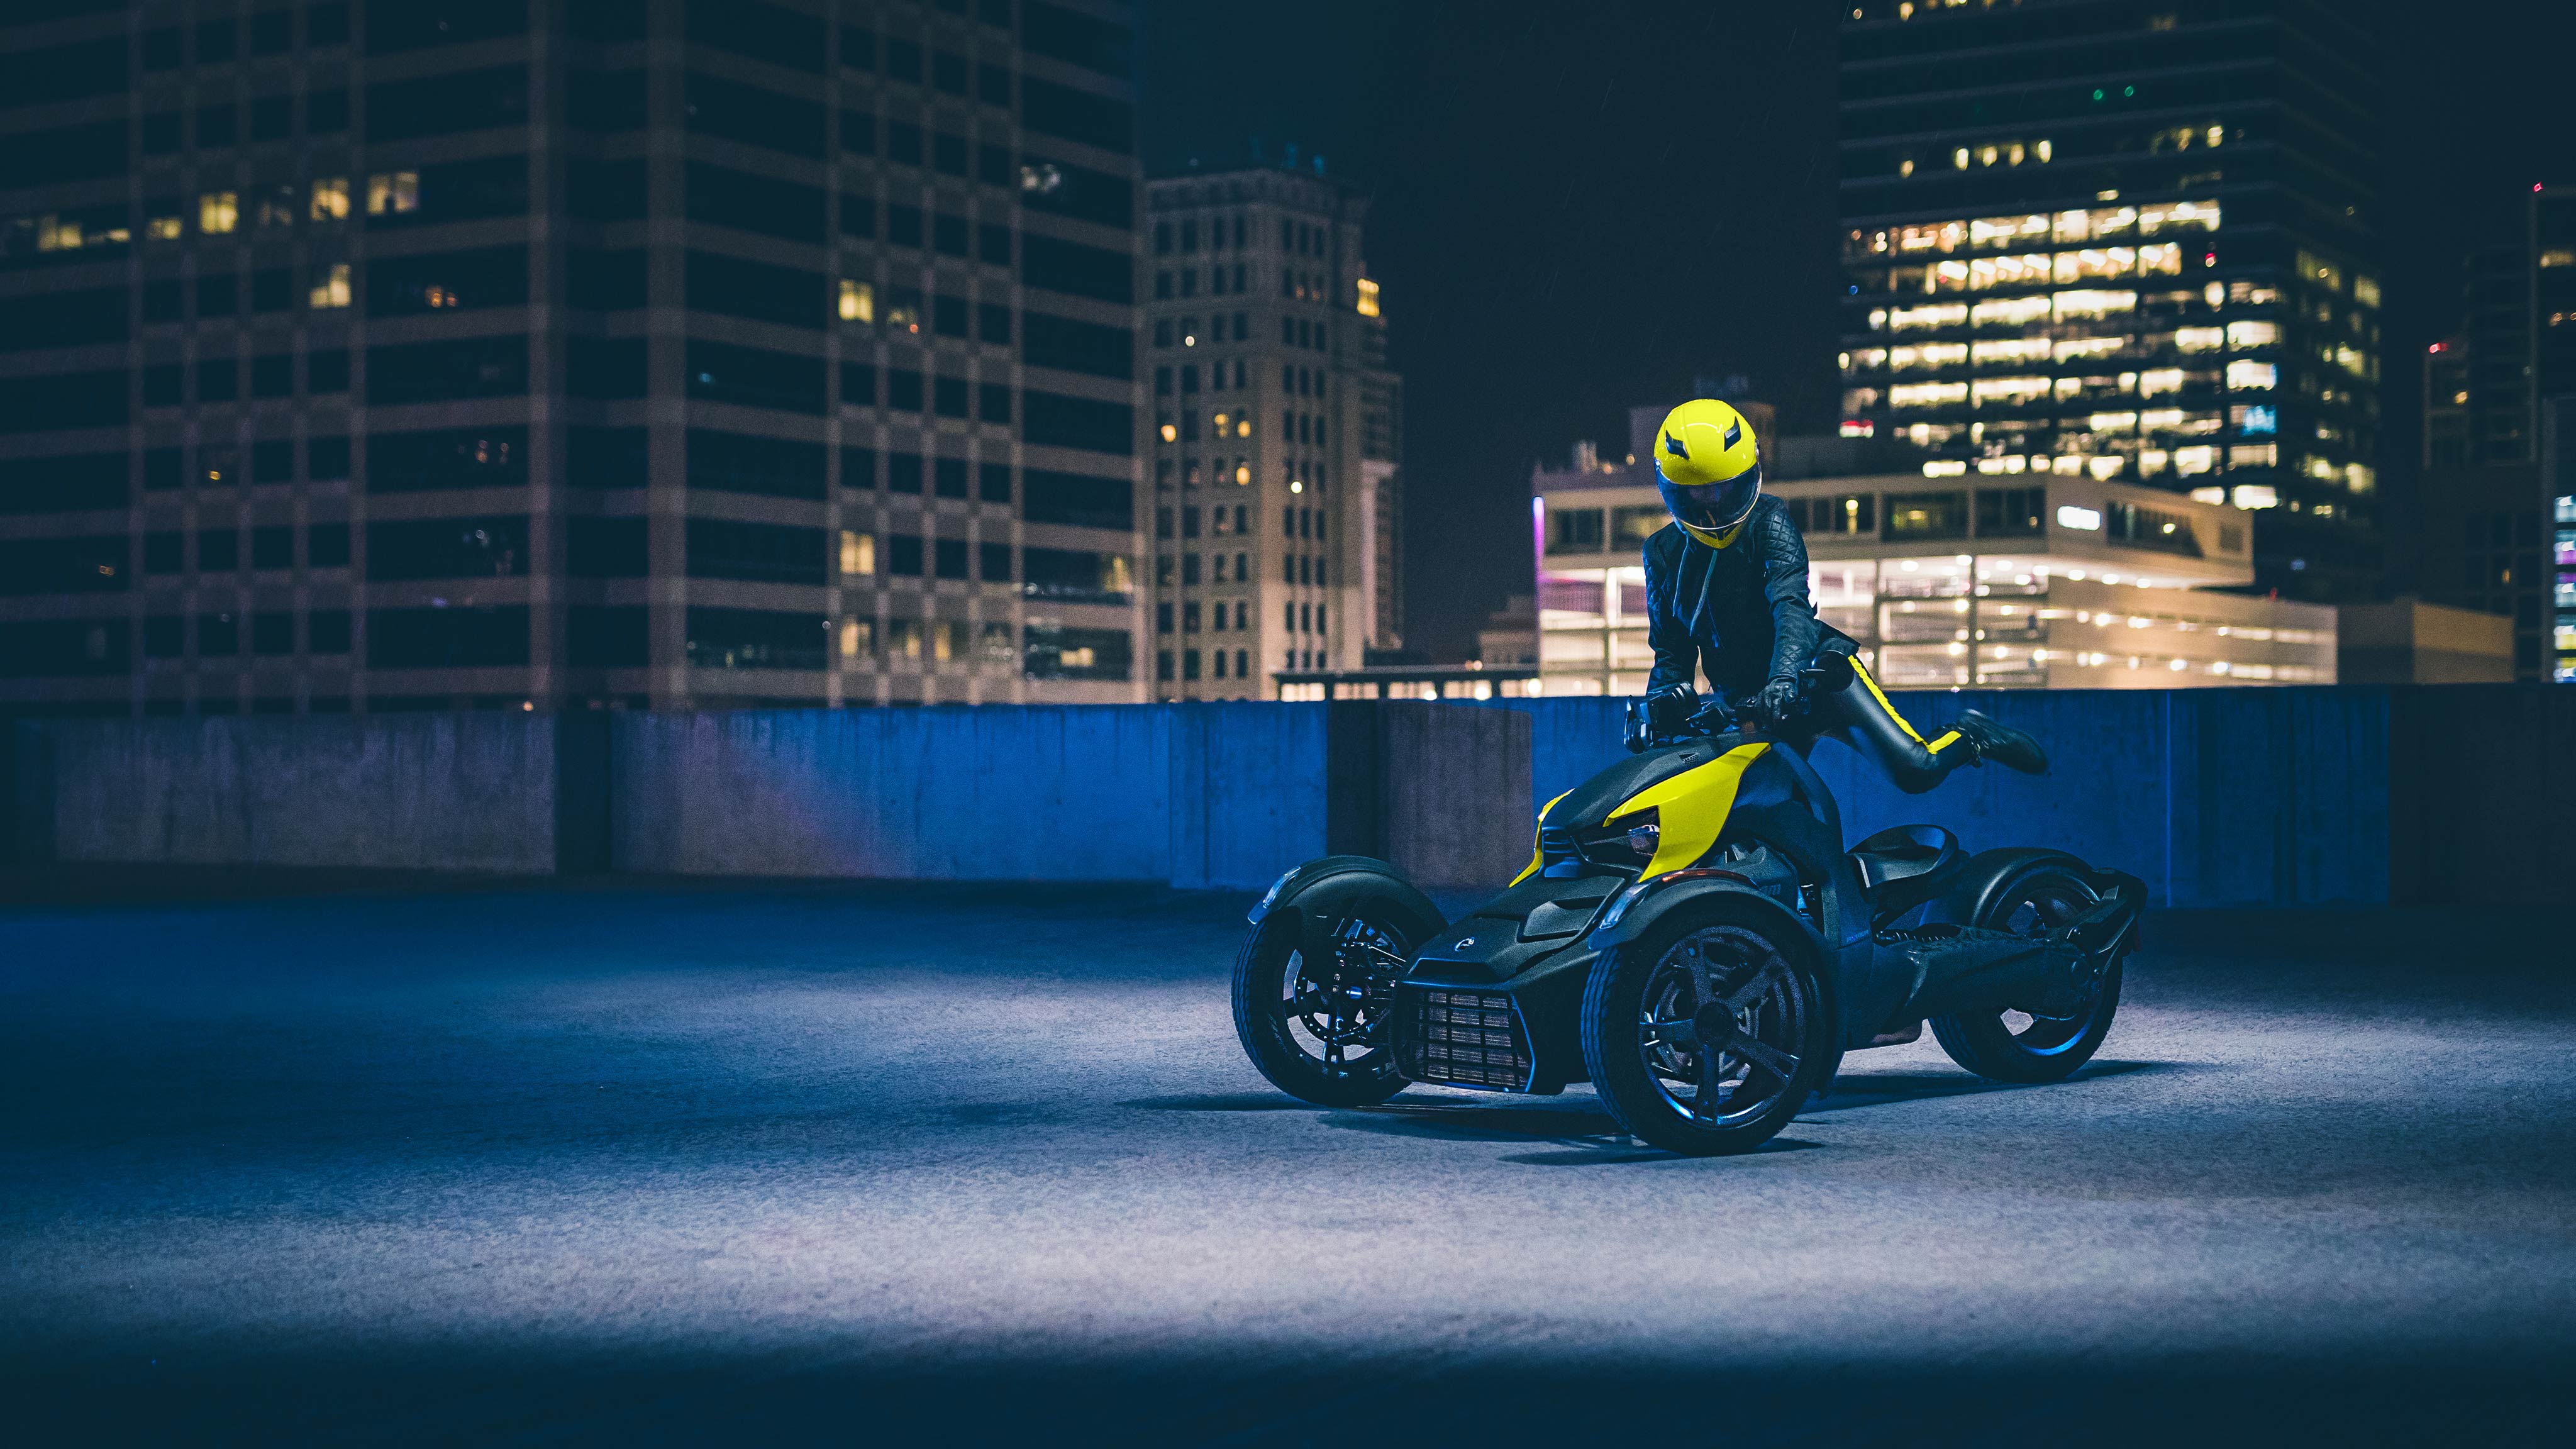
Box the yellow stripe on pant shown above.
[1852,659,1960,752]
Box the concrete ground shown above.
[1,874,2570,1446]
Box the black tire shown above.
[1231,908,1411,1108]
[1580,901,1836,1156]
[1930,863,2124,1083]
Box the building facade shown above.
[1141,163,1395,700]
[0,0,1146,717]
[1530,452,2336,697]
[1837,0,2381,602]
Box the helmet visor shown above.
[1658,470,1762,533]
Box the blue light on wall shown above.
[2241,405,2277,436]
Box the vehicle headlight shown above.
[1573,808,1659,869]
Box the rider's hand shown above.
[1755,675,1804,724]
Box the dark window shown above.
[0,535,126,594]
[1023,547,1131,603]
[142,365,184,409]
[934,457,969,498]
[1020,76,1131,152]
[887,533,924,574]
[308,88,350,133]
[143,28,183,70]
[1023,469,1131,530]
[2105,501,2204,556]
[978,463,1011,503]
[979,541,1011,580]
[569,158,647,221]
[888,455,923,493]
[1882,490,1970,541]
[684,607,826,670]
[367,335,528,406]
[1023,1,1131,77]
[841,362,877,405]
[1023,390,1133,455]
[887,121,923,166]
[552,333,640,396]
[309,436,352,481]
[933,50,969,94]
[841,27,877,70]
[687,518,826,584]
[0,121,127,191]
[1022,234,1133,303]
[840,194,876,236]
[365,65,528,143]
[686,249,826,330]
[934,132,969,177]
[365,1,528,55]
[252,268,292,313]
[567,516,649,577]
[1974,487,2045,538]
[370,154,530,228]
[252,440,294,484]
[935,293,968,336]
[935,538,969,579]
[888,369,924,411]
[685,339,825,414]
[0,618,130,677]
[840,447,877,489]
[308,350,350,392]
[1023,311,1133,379]
[308,523,351,568]
[252,96,292,142]
[145,450,184,492]
[0,453,125,515]
[683,70,824,158]
[366,515,530,579]
[684,428,827,499]
[199,611,240,657]
[365,426,529,493]
[979,223,1012,264]
[197,104,238,147]
[253,612,294,655]
[886,38,923,82]
[143,112,182,155]
[252,10,291,53]
[977,303,1013,345]
[978,383,1011,423]
[309,609,352,653]
[144,614,184,657]
[568,426,648,487]
[199,529,240,572]
[0,287,128,351]
[567,69,647,131]
[685,0,826,74]
[566,248,647,310]
[197,274,238,317]
[252,526,294,569]
[684,161,823,243]
[1023,625,1131,680]
[840,107,877,154]
[568,606,648,667]
[367,605,530,669]
[978,63,1011,107]
[933,212,969,255]
[144,280,184,323]
[366,245,528,316]
[887,204,924,247]
[311,4,353,46]
[199,358,239,403]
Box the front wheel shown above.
[1930,864,2124,1083]
[1581,906,1836,1156]
[1231,908,1413,1107]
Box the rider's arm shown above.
[1643,536,1697,696]
[1757,506,1823,685]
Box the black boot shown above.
[1947,709,2048,775]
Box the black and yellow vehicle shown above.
[1231,658,2146,1156]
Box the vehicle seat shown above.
[1849,823,1965,923]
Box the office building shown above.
[1837,0,2380,602]
[1142,162,1399,700]
[0,0,1146,717]
[1528,409,2336,697]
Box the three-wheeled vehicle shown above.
[1231,660,2145,1155]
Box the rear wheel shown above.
[1231,906,1413,1107]
[1930,864,2123,1083]
[1581,904,1835,1156]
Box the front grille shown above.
[1397,987,1532,1091]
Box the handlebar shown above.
[1622,655,1855,753]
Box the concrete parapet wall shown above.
[31,714,562,873]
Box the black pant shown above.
[1779,658,1971,796]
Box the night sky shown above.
[1140,1,2576,661]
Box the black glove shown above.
[1754,675,1804,725]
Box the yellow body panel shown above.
[1509,789,1574,886]
[1608,742,1771,879]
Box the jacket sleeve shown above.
[1644,536,1699,696]
[1758,509,1823,684]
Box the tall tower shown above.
[0,0,1146,717]
[1141,162,1393,698]
[1837,0,2380,602]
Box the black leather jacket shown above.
[1643,494,1855,700]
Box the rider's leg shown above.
[1809,658,1969,794]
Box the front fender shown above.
[1248,855,1448,962]
[1587,870,1828,962]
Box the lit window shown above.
[838,279,874,322]
[311,177,350,221]
[2229,444,2277,469]
[1898,157,1914,178]
[2189,486,2225,504]
[1887,303,1967,331]
[147,211,183,242]
[255,186,297,229]
[2052,336,2121,363]
[367,171,419,216]
[2174,446,2217,476]
[2052,289,2136,319]
[199,191,239,235]
[2226,360,2278,392]
[1889,380,1968,408]
[1235,463,1250,484]
[1970,375,2050,408]
[2138,243,2182,275]
[1971,296,2051,328]
[1979,145,1999,167]
[1355,277,1380,317]
[2226,321,2279,348]
[2035,138,2052,162]
[2353,275,2382,308]
[2176,326,2225,353]
[308,262,350,309]
[2138,368,2185,399]
[840,530,875,576]
[2346,463,2375,494]
[1953,148,1970,170]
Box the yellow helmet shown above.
[1653,398,1762,547]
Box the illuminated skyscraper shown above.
[1837,0,2380,601]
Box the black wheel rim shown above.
[1636,924,1811,1128]
[1277,915,1404,1079]
[1992,872,2106,1056]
